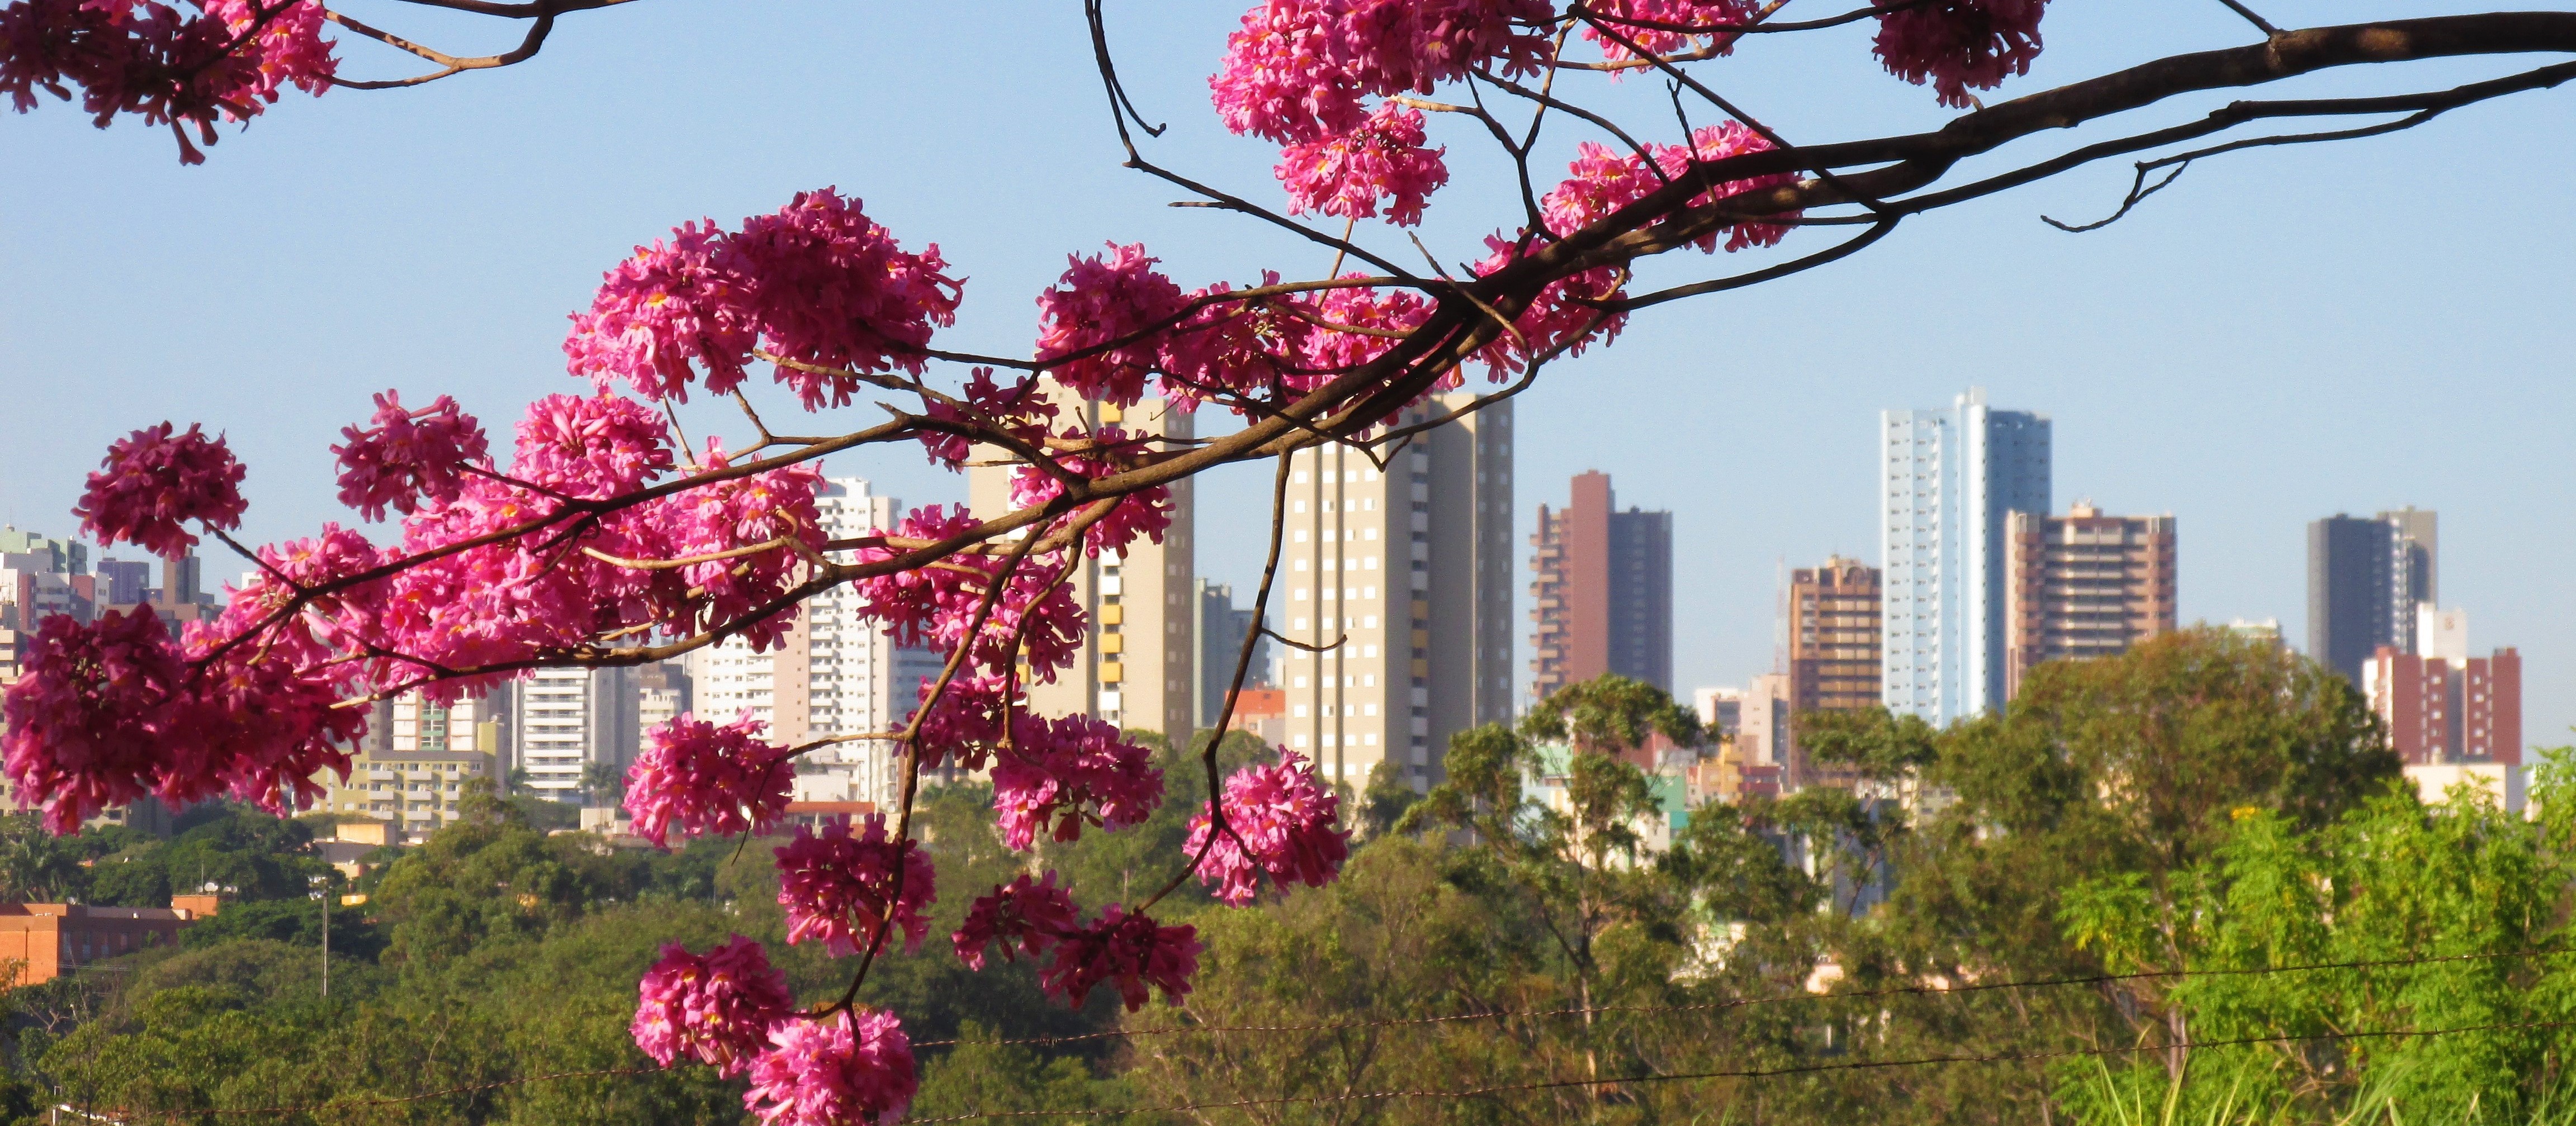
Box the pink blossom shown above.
[332,390,490,521]
[1293,278,1433,380]
[1039,904,1201,1012]
[564,189,960,409]
[1190,749,1351,905]
[201,523,385,671]
[158,624,368,816]
[774,814,937,958]
[511,393,674,498]
[564,221,752,401]
[990,714,1163,850]
[852,506,1086,683]
[1211,0,1554,146]
[1033,242,1190,408]
[644,440,826,651]
[1873,0,2048,109]
[1580,0,1759,63]
[1275,102,1447,225]
[623,711,793,847]
[1006,428,1173,558]
[744,1010,918,1126]
[907,673,1015,772]
[201,0,334,112]
[75,421,248,557]
[633,936,794,1077]
[1540,124,1798,251]
[728,187,964,410]
[1468,232,1628,376]
[952,870,1081,971]
[916,368,1058,471]
[0,610,187,834]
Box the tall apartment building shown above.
[2362,607,2520,766]
[2308,507,2437,685]
[686,478,941,806]
[2002,504,2179,699]
[1528,471,1674,698]
[1880,388,2051,727]
[1787,555,1882,785]
[1276,394,1512,788]
[1191,579,1271,731]
[508,666,669,802]
[969,396,1196,742]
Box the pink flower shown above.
[510,393,674,498]
[564,220,752,401]
[623,712,793,847]
[1211,0,1553,146]
[564,189,961,410]
[1540,124,1798,251]
[75,421,248,557]
[633,936,795,1077]
[952,870,1081,971]
[1006,427,1173,559]
[332,390,490,521]
[158,625,368,816]
[0,0,334,164]
[1190,749,1351,905]
[774,814,937,958]
[1873,0,2048,109]
[643,440,826,651]
[201,0,335,111]
[1033,242,1190,408]
[1580,0,1760,63]
[744,1010,918,1126]
[990,714,1164,850]
[1292,277,1433,382]
[1468,232,1628,376]
[852,506,1087,683]
[1275,102,1448,226]
[916,367,1058,471]
[728,188,964,410]
[0,610,187,834]
[1039,904,1201,1012]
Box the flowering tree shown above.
[9,0,2576,1120]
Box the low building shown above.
[0,897,215,985]
[315,748,495,845]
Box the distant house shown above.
[0,895,218,985]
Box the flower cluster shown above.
[74,421,248,557]
[951,871,1081,971]
[1211,0,1555,146]
[1872,0,2049,108]
[1006,431,1174,559]
[1580,0,1760,63]
[1541,123,1799,253]
[744,1010,919,1126]
[511,392,674,498]
[990,714,1164,850]
[565,188,962,408]
[632,937,795,1077]
[916,367,1058,471]
[0,0,335,163]
[1038,905,1202,1012]
[332,391,490,521]
[1033,242,1192,408]
[623,712,794,847]
[1190,749,1351,905]
[775,815,939,958]
[1275,102,1448,226]
[851,506,1087,683]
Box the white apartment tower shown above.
[1277,393,1513,789]
[686,477,941,807]
[1879,388,2051,727]
[969,395,1196,742]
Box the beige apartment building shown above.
[969,393,1196,742]
[2003,503,2179,699]
[1275,394,1513,790]
[318,745,495,844]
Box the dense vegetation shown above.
[10,629,2573,1124]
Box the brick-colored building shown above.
[2003,504,2179,700]
[1787,556,1882,788]
[1529,471,1672,700]
[0,898,214,985]
[2365,644,2522,766]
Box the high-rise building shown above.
[508,664,674,802]
[1276,394,1512,788]
[1880,388,2051,727]
[0,528,87,577]
[2002,505,2179,699]
[2307,507,2437,685]
[2363,608,2520,767]
[1191,579,1270,732]
[1787,555,1883,786]
[969,396,1196,741]
[1528,471,1673,698]
[96,558,150,606]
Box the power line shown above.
[907,1018,2576,1122]
[913,946,2569,1048]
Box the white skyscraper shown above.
[1879,388,2050,727]
[684,477,939,808]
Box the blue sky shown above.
[3,1,2570,740]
